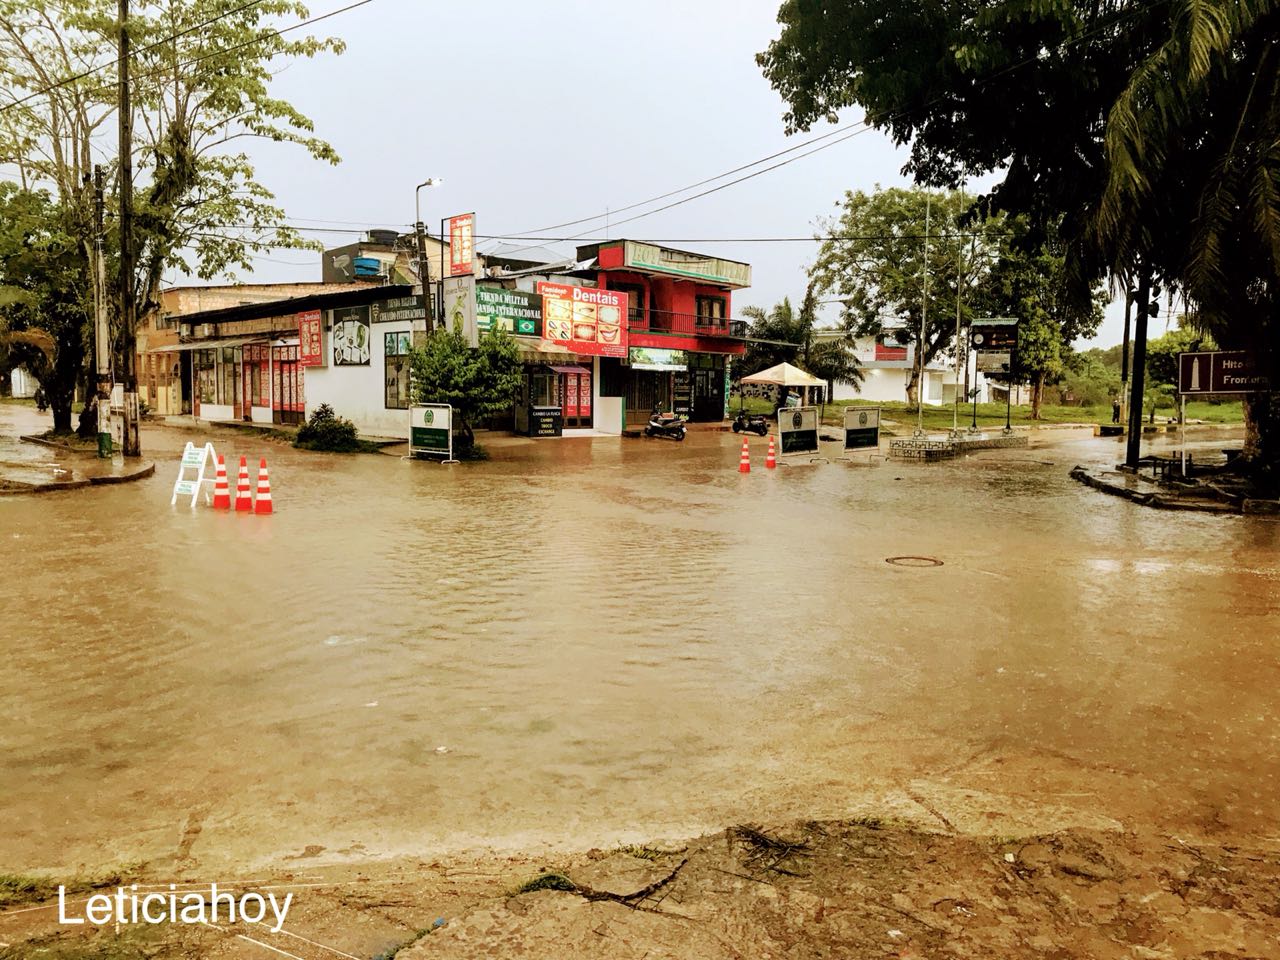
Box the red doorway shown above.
[553,365,592,428]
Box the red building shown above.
[577,240,751,424]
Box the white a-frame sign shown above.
[171,441,217,507]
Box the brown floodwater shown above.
[1,410,1277,876]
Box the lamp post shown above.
[415,178,443,331]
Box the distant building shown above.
[814,331,989,407]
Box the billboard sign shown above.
[628,347,687,371]
[971,320,1018,375]
[476,286,542,336]
[778,405,820,455]
[446,213,475,276]
[537,282,628,358]
[442,275,478,344]
[843,406,881,450]
[1178,350,1271,395]
[298,310,324,367]
[331,305,371,365]
[371,295,427,325]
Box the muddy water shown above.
[1,420,1277,875]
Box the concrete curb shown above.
[0,460,155,495]
[1069,465,1270,515]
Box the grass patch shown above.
[513,872,576,895]
[0,865,144,908]
[0,395,36,406]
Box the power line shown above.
[0,0,377,117]
[494,0,1172,239]
[0,0,269,116]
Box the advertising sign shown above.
[1178,350,1271,395]
[446,213,475,276]
[476,286,542,336]
[371,295,426,325]
[537,282,628,358]
[528,406,563,437]
[843,406,881,450]
[298,310,324,367]
[331,305,371,365]
[778,406,820,455]
[442,275,478,344]
[629,347,688,371]
[409,403,457,462]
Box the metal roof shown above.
[166,284,415,326]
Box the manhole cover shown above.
[885,556,944,568]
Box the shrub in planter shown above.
[295,404,361,452]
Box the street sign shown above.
[971,320,1018,375]
[1178,350,1271,395]
[171,441,217,507]
[778,405,820,455]
[843,406,881,451]
[409,404,459,463]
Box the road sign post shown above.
[409,403,459,464]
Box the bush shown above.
[295,403,361,452]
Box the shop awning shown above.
[546,364,589,374]
[147,336,268,353]
[514,337,579,362]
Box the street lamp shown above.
[415,178,443,330]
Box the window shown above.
[384,331,412,409]
[612,283,646,329]
[193,350,217,403]
[695,296,727,328]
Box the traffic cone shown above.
[738,436,751,473]
[234,455,252,512]
[765,434,777,469]
[253,458,273,515]
[212,454,231,509]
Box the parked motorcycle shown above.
[645,405,687,441]
[731,410,770,436]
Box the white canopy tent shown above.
[740,362,827,409]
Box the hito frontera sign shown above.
[1178,351,1271,395]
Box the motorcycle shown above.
[731,409,770,436]
[645,405,687,441]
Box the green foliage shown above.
[738,296,805,376]
[0,184,92,432]
[294,403,361,453]
[514,873,576,894]
[738,288,862,395]
[409,325,523,445]
[1062,350,1121,407]
[1146,324,1216,388]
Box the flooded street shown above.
[2,411,1278,878]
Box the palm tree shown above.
[1093,0,1280,479]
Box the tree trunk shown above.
[1031,373,1044,420]
[1242,390,1279,495]
[50,392,73,433]
[905,369,920,409]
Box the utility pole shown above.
[1124,269,1152,468]
[117,0,140,457]
[92,166,112,458]
[915,193,931,438]
[1120,286,1133,430]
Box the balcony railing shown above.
[627,309,744,337]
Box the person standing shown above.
[1112,397,1122,423]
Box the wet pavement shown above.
[1,411,1277,877]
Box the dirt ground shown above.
[4,818,1278,959]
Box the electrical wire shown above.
[0,0,269,115]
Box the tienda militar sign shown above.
[537,282,628,358]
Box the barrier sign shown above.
[171,441,217,507]
[1178,350,1271,395]
[843,406,881,450]
[409,404,458,462]
[778,406,820,455]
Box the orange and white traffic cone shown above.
[234,455,253,512]
[212,454,231,509]
[738,436,751,474]
[765,434,777,469]
[253,458,273,515]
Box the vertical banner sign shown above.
[442,275,478,344]
[843,406,881,450]
[447,213,475,277]
[298,310,324,367]
[537,282,628,357]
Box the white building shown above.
[815,332,992,407]
[8,366,37,399]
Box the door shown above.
[691,367,725,422]
[558,369,592,428]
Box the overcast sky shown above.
[219,0,1134,347]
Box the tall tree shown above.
[809,187,999,406]
[0,0,343,443]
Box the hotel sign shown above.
[623,240,751,287]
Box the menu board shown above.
[537,282,628,358]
